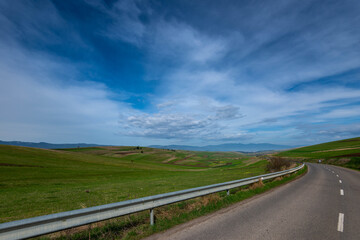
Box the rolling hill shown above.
[0,145,267,222]
[279,137,360,170]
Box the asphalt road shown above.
[146,163,360,240]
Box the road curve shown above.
[146,163,360,240]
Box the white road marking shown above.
[339,180,342,183]
[338,213,344,232]
[336,175,339,177]
[340,189,344,195]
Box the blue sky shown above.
[0,0,360,146]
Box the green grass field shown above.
[278,137,360,169]
[43,166,307,240]
[0,145,267,223]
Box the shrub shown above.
[266,156,291,172]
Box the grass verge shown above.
[38,165,307,240]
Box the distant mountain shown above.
[0,140,104,149]
[0,140,295,152]
[149,143,295,152]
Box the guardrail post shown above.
[150,208,154,225]
[226,189,230,196]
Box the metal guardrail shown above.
[0,164,304,240]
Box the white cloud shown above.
[0,41,130,144]
[121,113,210,139]
[119,106,247,141]
[116,4,360,144]
[149,20,227,64]
[86,0,147,46]
[319,107,360,119]
[1,0,360,146]
[105,0,146,46]
[212,105,243,120]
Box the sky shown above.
[0,0,360,146]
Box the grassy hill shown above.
[0,145,267,223]
[278,137,360,170]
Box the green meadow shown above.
[278,137,360,169]
[0,145,267,223]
